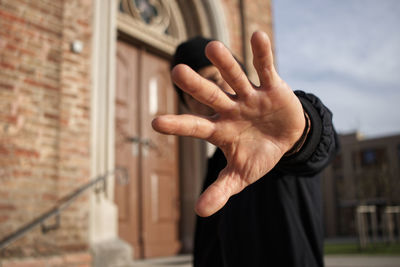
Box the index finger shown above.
[172,64,236,112]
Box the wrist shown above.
[284,110,311,157]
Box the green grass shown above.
[324,242,400,255]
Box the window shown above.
[134,0,158,24]
[359,147,386,167]
[119,0,173,35]
[118,0,188,47]
[362,149,376,165]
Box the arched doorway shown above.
[114,0,186,259]
[91,0,230,260]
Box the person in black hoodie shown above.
[152,31,339,267]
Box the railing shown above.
[0,168,128,250]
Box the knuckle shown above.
[190,118,200,137]
[230,71,244,86]
[206,88,220,105]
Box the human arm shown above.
[277,90,339,176]
[152,31,324,217]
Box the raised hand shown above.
[152,31,306,217]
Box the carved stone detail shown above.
[120,0,176,38]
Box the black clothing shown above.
[171,36,214,72]
[194,91,339,267]
[171,36,247,106]
[171,36,214,105]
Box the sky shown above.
[272,0,400,138]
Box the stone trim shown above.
[117,0,186,56]
[90,0,118,244]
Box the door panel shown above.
[115,41,180,259]
[140,50,180,258]
[115,41,142,257]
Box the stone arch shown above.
[115,0,230,254]
[176,0,230,46]
[116,0,230,54]
[90,0,230,262]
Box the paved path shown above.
[325,255,400,267]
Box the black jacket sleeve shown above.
[276,90,339,176]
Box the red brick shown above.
[5,43,18,52]
[0,62,16,70]
[0,9,26,25]
[76,19,89,27]
[47,52,61,63]
[0,145,11,155]
[0,214,9,223]
[12,170,32,177]
[18,65,36,75]
[0,203,16,211]
[0,191,10,198]
[0,82,14,91]
[30,22,62,38]
[1,259,47,267]
[23,78,41,87]
[18,47,36,56]
[5,115,17,124]
[13,148,39,158]
[42,193,58,201]
[44,113,59,120]
[23,78,58,91]
[59,243,88,253]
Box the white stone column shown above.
[90,0,132,266]
[90,0,118,244]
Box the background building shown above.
[322,132,400,238]
[0,0,274,266]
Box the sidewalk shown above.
[325,255,400,267]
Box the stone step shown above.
[117,255,193,267]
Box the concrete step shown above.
[117,255,192,267]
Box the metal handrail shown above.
[0,168,128,250]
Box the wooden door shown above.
[115,41,142,256]
[140,51,180,258]
[115,40,180,259]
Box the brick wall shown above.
[1,252,91,267]
[243,0,275,47]
[221,0,274,82]
[221,0,244,60]
[0,0,92,262]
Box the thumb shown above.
[195,168,244,217]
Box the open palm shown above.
[152,31,306,217]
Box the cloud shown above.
[289,78,400,137]
[272,0,400,137]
